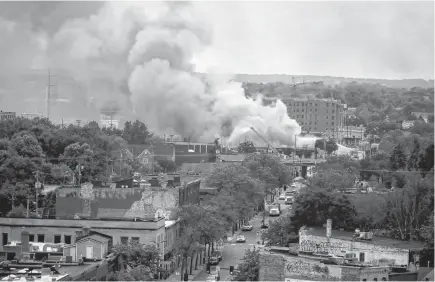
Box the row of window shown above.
[297,120,335,126]
[290,108,336,113]
[292,115,335,120]
[286,101,337,107]
[120,236,140,244]
[1,233,73,246]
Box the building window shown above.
[29,234,35,242]
[315,109,317,112]
[2,233,8,246]
[121,237,129,245]
[310,109,312,112]
[381,278,386,281]
[326,116,328,119]
[64,235,72,245]
[332,116,335,120]
[326,122,328,125]
[332,110,335,113]
[373,279,378,281]
[332,122,335,126]
[302,109,304,112]
[131,237,140,243]
[37,234,45,243]
[54,235,61,244]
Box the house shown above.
[63,234,111,261]
[137,148,153,166]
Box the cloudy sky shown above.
[193,1,434,79]
[0,1,433,80]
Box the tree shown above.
[233,249,260,281]
[418,144,434,176]
[60,142,94,185]
[123,120,153,145]
[309,169,354,192]
[109,241,164,281]
[290,190,357,230]
[156,159,177,173]
[325,141,338,155]
[389,143,407,170]
[0,133,51,208]
[383,174,433,240]
[261,215,298,246]
[420,212,434,248]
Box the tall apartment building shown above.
[275,97,344,134]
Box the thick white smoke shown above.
[0,1,301,146]
[127,2,301,146]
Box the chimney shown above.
[82,226,91,237]
[21,231,30,253]
[326,219,332,238]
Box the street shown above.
[194,196,292,281]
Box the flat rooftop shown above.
[306,227,426,250]
[58,261,102,280]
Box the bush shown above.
[7,205,26,218]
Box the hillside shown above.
[224,73,433,89]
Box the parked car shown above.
[279,194,286,200]
[285,197,294,205]
[236,235,246,243]
[209,256,219,265]
[269,207,280,216]
[242,224,253,231]
[211,250,222,261]
[261,223,269,229]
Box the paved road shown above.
[194,197,292,281]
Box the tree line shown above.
[243,81,434,127]
[0,117,171,216]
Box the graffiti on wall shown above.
[56,186,180,220]
[285,260,333,280]
[300,240,347,253]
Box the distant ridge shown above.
[196,73,434,89]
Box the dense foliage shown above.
[108,241,165,281]
[0,117,158,215]
[233,249,260,281]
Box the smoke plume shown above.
[0,1,301,146]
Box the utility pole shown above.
[78,160,82,186]
[35,171,41,214]
[46,69,56,120]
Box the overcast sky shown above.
[0,1,433,80]
[193,1,434,79]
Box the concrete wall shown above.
[0,217,165,252]
[165,221,180,255]
[299,233,409,266]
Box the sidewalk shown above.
[166,214,262,281]
[165,263,205,281]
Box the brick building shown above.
[264,97,344,134]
